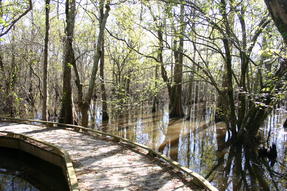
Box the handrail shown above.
[0,130,79,191]
[0,117,218,191]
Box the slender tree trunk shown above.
[147,5,172,112]
[79,1,110,127]
[215,0,235,124]
[157,28,172,97]
[100,38,109,121]
[27,11,36,114]
[254,36,267,92]
[152,64,159,112]
[0,0,3,72]
[216,0,237,130]
[238,7,248,128]
[99,2,109,122]
[185,73,193,120]
[7,27,17,116]
[59,0,76,124]
[42,0,50,121]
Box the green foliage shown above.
[259,48,280,57]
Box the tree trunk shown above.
[215,64,229,123]
[72,1,110,127]
[59,0,76,124]
[152,64,159,112]
[185,74,193,120]
[265,0,287,45]
[216,0,237,130]
[157,28,172,98]
[169,3,185,118]
[80,103,89,127]
[100,38,109,121]
[6,27,17,116]
[265,0,287,132]
[42,0,50,121]
[215,0,234,125]
[81,1,110,126]
[0,0,3,71]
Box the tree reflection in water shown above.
[98,105,287,190]
[0,148,69,191]
[0,169,39,191]
[209,136,285,191]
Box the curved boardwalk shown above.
[0,122,205,191]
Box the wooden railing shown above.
[0,117,218,191]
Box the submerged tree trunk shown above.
[72,1,110,127]
[42,0,50,121]
[59,0,76,124]
[81,2,110,127]
[264,0,287,131]
[148,5,173,114]
[217,0,237,129]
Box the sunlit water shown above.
[93,103,287,191]
[31,102,287,190]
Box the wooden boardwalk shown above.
[0,121,217,191]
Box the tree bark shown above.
[6,27,17,116]
[100,38,109,121]
[169,3,185,118]
[152,64,159,112]
[73,1,110,127]
[265,0,287,45]
[59,0,76,124]
[0,0,3,71]
[147,5,173,112]
[42,0,50,121]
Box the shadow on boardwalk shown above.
[0,123,202,191]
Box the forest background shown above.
[0,0,287,138]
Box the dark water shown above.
[0,170,38,191]
[94,103,287,191]
[0,147,69,191]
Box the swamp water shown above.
[94,103,287,191]
[0,147,69,191]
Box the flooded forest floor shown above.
[91,103,287,190]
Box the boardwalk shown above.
[0,121,214,191]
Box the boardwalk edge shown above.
[0,117,218,191]
[0,129,79,191]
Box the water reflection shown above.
[97,104,287,190]
[0,148,69,191]
[0,169,38,191]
